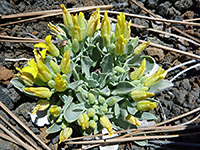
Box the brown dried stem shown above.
[0,101,51,150]
[0,132,18,145]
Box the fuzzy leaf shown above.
[64,103,85,123]
[100,54,113,73]
[46,123,61,133]
[10,78,25,92]
[99,86,110,96]
[141,112,157,120]
[112,81,135,96]
[127,106,138,115]
[81,56,93,78]
[114,103,120,116]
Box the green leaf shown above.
[112,81,135,96]
[76,91,87,103]
[81,56,93,78]
[149,79,174,94]
[126,37,139,54]
[60,95,73,110]
[134,140,148,146]
[72,65,80,80]
[99,86,110,96]
[64,103,85,123]
[68,80,83,90]
[100,54,113,73]
[98,73,109,88]
[87,79,99,88]
[10,78,25,92]
[141,112,157,120]
[127,106,138,115]
[46,123,62,133]
[121,109,128,121]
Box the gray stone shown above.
[146,0,159,8]
[156,1,171,17]
[174,0,193,10]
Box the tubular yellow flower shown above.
[137,100,157,111]
[101,11,111,37]
[59,127,73,144]
[86,8,100,37]
[78,12,86,32]
[31,100,50,114]
[54,73,68,92]
[131,90,154,101]
[49,105,62,118]
[48,22,66,36]
[130,58,146,80]
[24,87,52,98]
[100,115,113,136]
[60,4,73,30]
[144,67,167,87]
[50,60,60,74]
[134,41,150,55]
[21,59,38,78]
[33,49,43,62]
[77,113,89,130]
[115,12,126,38]
[125,114,141,126]
[16,67,34,86]
[115,34,128,55]
[60,50,71,74]
[124,20,131,39]
[34,35,60,57]
[72,24,83,41]
[37,61,52,82]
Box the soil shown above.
[0,0,200,149]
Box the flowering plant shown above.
[11,5,172,144]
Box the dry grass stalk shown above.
[0,115,38,149]
[0,5,113,27]
[0,132,19,145]
[100,10,200,27]
[0,123,35,150]
[183,18,200,22]
[131,0,200,44]
[0,101,51,150]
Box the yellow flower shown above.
[144,67,167,87]
[54,73,68,92]
[48,22,66,36]
[78,12,86,32]
[60,4,73,30]
[101,11,111,37]
[134,41,150,55]
[115,13,131,39]
[34,35,60,57]
[131,90,154,101]
[24,87,53,98]
[137,100,157,111]
[16,67,34,86]
[49,105,62,118]
[115,34,128,55]
[77,113,89,130]
[130,58,146,80]
[100,115,113,136]
[125,114,141,126]
[33,49,43,62]
[60,50,71,74]
[72,14,83,41]
[31,100,50,114]
[86,8,100,37]
[36,61,52,82]
[21,59,38,78]
[50,60,60,74]
[59,127,73,144]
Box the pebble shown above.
[174,0,193,10]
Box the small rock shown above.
[173,89,188,105]
[156,1,171,17]
[180,79,191,91]
[18,2,26,12]
[174,0,193,11]
[145,47,164,62]
[146,0,159,8]
[0,1,16,15]
[0,67,15,84]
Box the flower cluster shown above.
[12,5,169,144]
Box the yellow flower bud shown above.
[33,49,43,62]
[77,113,89,130]
[50,60,60,74]
[24,87,52,98]
[115,34,128,55]
[60,4,73,30]
[115,12,126,38]
[108,97,117,107]
[134,41,150,55]
[16,67,34,86]
[89,120,97,129]
[86,8,100,37]
[45,35,60,57]
[88,93,95,104]
[59,127,72,144]
[22,59,38,78]
[137,100,157,111]
[37,61,52,82]
[131,90,154,101]
[54,73,68,92]
[101,11,111,37]
[102,34,110,48]
[125,114,141,126]
[60,50,71,75]
[31,100,50,114]
[48,22,66,36]
[124,20,131,39]
[78,12,86,32]
[87,108,96,118]
[100,115,113,136]
[49,105,62,118]
[130,58,146,80]
[144,67,167,87]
